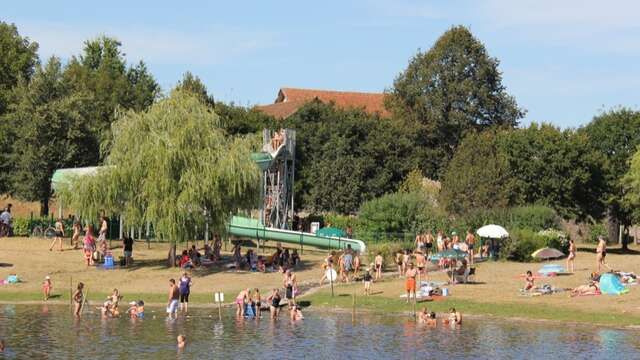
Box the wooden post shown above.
[69,276,73,310]
[352,287,356,322]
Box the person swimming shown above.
[290,305,304,321]
[177,335,186,349]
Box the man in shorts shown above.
[167,279,180,318]
[122,235,134,267]
[405,263,418,303]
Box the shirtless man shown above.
[425,230,434,257]
[465,230,476,264]
[415,251,427,276]
[596,236,611,272]
[167,279,180,319]
[374,252,384,280]
[405,263,418,303]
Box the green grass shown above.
[303,287,640,327]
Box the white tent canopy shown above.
[476,224,509,239]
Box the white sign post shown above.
[214,292,225,320]
[326,267,337,297]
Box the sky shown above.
[4,0,640,128]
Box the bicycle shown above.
[31,225,57,238]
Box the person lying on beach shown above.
[570,282,600,297]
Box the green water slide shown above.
[228,216,366,253]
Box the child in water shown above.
[290,305,304,321]
[136,300,145,318]
[177,335,186,349]
[42,276,52,301]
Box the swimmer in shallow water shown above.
[177,335,186,349]
[290,305,304,321]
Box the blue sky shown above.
[4,0,639,128]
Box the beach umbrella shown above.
[315,227,347,238]
[476,224,509,239]
[532,247,564,260]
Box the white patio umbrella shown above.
[476,224,509,239]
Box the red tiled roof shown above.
[256,87,390,119]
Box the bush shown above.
[501,228,569,262]
[357,191,434,242]
[589,223,607,244]
[11,218,30,236]
[366,241,414,268]
[456,206,558,232]
[323,213,357,232]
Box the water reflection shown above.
[0,305,639,359]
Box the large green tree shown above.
[59,91,260,265]
[386,25,524,178]
[583,108,640,248]
[0,21,39,116]
[441,123,606,219]
[63,36,159,157]
[440,129,510,214]
[284,101,417,214]
[3,57,97,215]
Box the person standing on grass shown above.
[465,230,476,264]
[97,216,108,255]
[123,235,134,266]
[567,238,577,273]
[83,224,96,266]
[42,276,52,301]
[49,218,65,251]
[341,250,353,283]
[363,268,373,295]
[71,221,81,249]
[374,252,384,281]
[596,236,611,272]
[0,204,12,237]
[167,279,180,319]
[405,263,418,303]
[179,272,192,313]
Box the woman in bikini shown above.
[567,238,577,273]
[283,270,297,307]
[570,281,599,297]
[395,252,403,278]
[73,282,85,317]
[425,230,434,258]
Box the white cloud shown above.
[16,20,281,66]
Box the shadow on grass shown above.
[577,247,640,255]
[0,263,13,267]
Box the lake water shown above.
[0,304,638,359]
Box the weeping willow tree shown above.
[58,90,260,265]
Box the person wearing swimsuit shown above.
[73,282,84,317]
[71,221,81,249]
[596,236,611,272]
[363,269,373,295]
[283,270,297,307]
[49,218,65,251]
[566,239,577,273]
[524,271,535,292]
[465,230,476,264]
[415,251,426,275]
[83,225,96,266]
[235,288,250,316]
[425,230,434,257]
[405,263,418,303]
[374,253,383,281]
[267,289,281,319]
[179,272,192,313]
[167,279,180,319]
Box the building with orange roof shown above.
[255,87,391,119]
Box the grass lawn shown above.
[2,236,640,327]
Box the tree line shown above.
[2,21,640,246]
